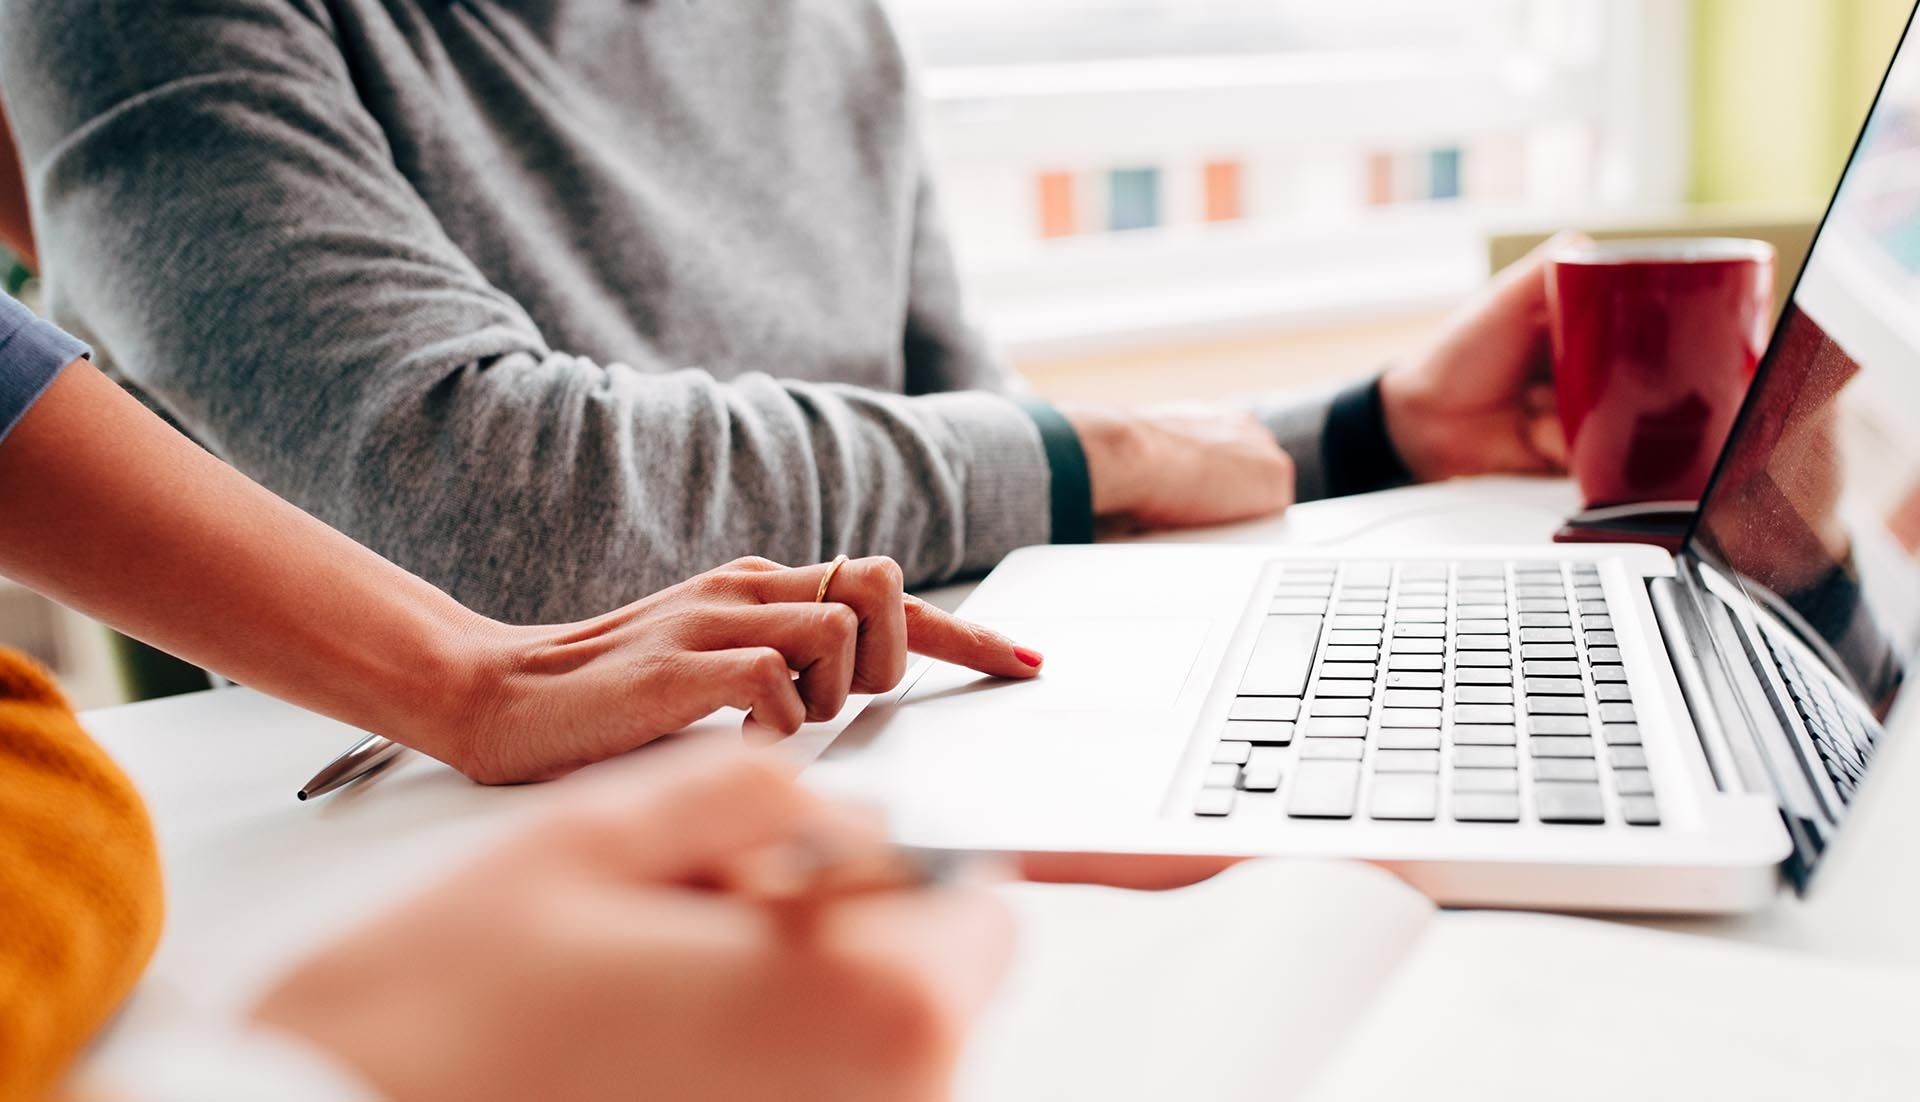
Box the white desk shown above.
[81,476,1920,1062]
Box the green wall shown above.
[1692,0,1913,205]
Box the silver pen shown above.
[297,734,410,801]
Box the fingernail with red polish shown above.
[1013,646,1044,669]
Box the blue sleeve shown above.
[1017,400,1095,544]
[0,291,88,445]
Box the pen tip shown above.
[296,790,310,801]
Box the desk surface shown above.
[82,477,1920,1043]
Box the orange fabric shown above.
[0,648,163,1100]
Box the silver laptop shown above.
[807,14,1920,914]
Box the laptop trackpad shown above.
[900,617,1210,713]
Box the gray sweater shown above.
[1,0,1338,623]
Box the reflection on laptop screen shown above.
[1691,17,1920,734]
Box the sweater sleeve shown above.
[0,649,165,1101]
[0,0,1053,625]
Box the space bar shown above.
[1238,615,1322,697]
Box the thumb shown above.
[903,596,1042,680]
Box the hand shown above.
[438,556,1041,784]
[1378,234,1578,482]
[254,753,1013,1102]
[1063,403,1295,532]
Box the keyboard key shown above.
[1587,630,1618,646]
[1331,615,1385,631]
[1380,708,1443,728]
[1592,665,1628,683]
[1454,704,1516,724]
[1454,746,1517,768]
[1588,646,1623,663]
[1452,769,1519,793]
[1271,598,1328,614]
[1599,703,1637,723]
[1621,795,1662,825]
[1614,769,1655,796]
[1453,724,1517,746]
[1594,683,1632,702]
[1518,599,1569,613]
[1301,739,1363,761]
[1399,563,1449,580]
[1578,600,1609,615]
[1388,654,1444,672]
[1609,746,1649,769]
[1523,660,1581,677]
[1534,758,1600,782]
[1394,623,1445,638]
[1518,612,1571,627]
[1378,729,1441,750]
[1194,788,1236,817]
[1314,679,1374,698]
[1239,615,1322,697]
[1397,608,1447,623]
[1527,714,1591,736]
[1520,643,1577,660]
[1273,583,1332,597]
[1601,724,1641,746]
[1583,615,1614,631]
[1230,697,1300,722]
[1370,774,1439,820]
[1525,695,1586,714]
[1336,600,1388,616]
[1386,671,1443,689]
[1327,629,1383,645]
[1287,761,1361,818]
[1224,720,1294,745]
[1524,677,1586,697]
[1397,638,1445,654]
[1531,737,1595,758]
[1454,685,1513,704]
[1455,619,1510,634]
[1319,662,1377,681]
[1304,716,1369,738]
[1535,782,1606,823]
[1374,749,1441,773]
[1324,645,1381,663]
[1455,604,1509,619]
[1309,699,1371,717]
[1242,748,1286,791]
[1203,763,1240,788]
[1343,586,1390,601]
[1383,688,1443,708]
[1515,585,1565,599]
[1519,627,1575,643]
[1454,667,1512,685]
[1453,794,1521,822]
[1454,562,1507,577]
[1397,594,1447,609]
[1212,741,1253,765]
[1454,652,1511,668]
[1455,635,1511,651]
[1344,564,1392,586]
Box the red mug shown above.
[1545,238,1774,508]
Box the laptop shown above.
[806,14,1920,914]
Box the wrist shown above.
[1059,405,1149,517]
[365,601,517,779]
[1376,366,1446,483]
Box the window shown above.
[886,0,1687,358]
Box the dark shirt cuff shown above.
[1019,400,1095,545]
[1323,376,1413,499]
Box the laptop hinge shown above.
[1651,556,1831,890]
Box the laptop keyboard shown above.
[1761,631,1879,804]
[1193,560,1660,826]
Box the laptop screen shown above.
[1689,11,1920,733]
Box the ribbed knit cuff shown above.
[1322,376,1413,499]
[1017,400,1095,545]
[917,391,1056,576]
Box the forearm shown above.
[0,362,495,761]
